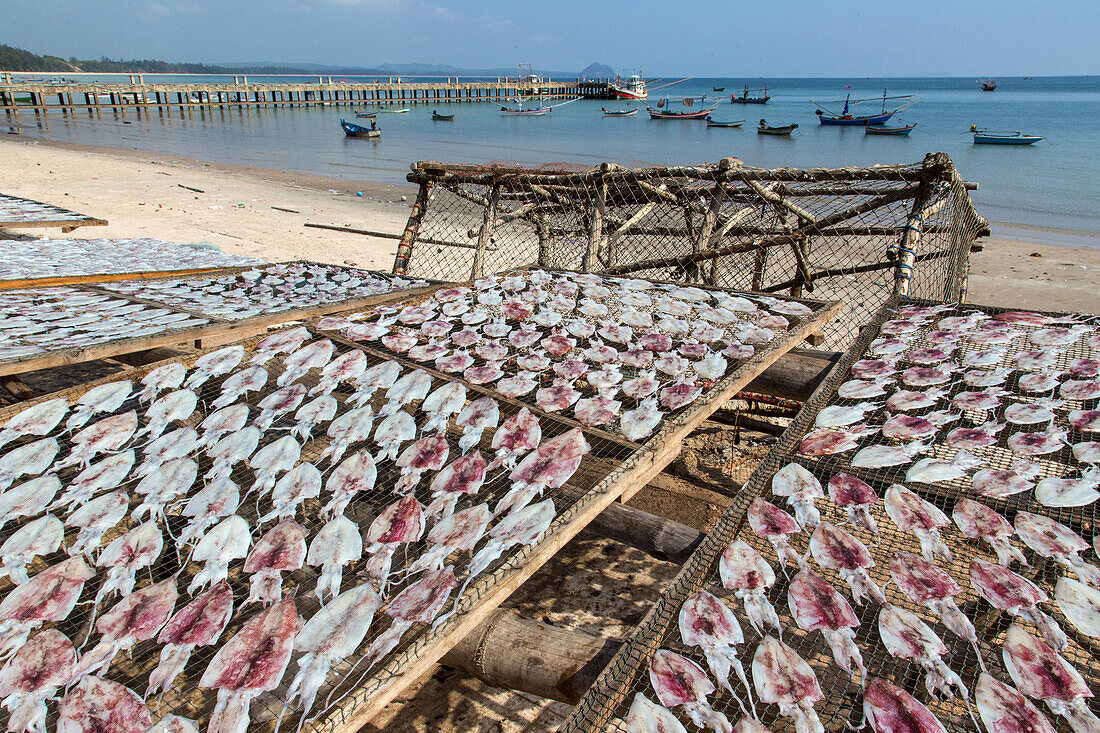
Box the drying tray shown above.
[0,192,108,232]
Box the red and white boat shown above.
[610,73,648,100]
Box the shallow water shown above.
[13,75,1100,242]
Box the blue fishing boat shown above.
[814,88,914,126]
[970,126,1043,145]
[340,119,380,138]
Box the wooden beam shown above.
[589,502,705,565]
[470,185,500,280]
[742,347,841,401]
[440,609,621,705]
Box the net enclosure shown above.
[562,296,1100,733]
[391,153,988,350]
[0,192,107,232]
[0,238,265,285]
[0,278,837,733]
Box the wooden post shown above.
[392,181,433,275]
[590,503,704,564]
[696,180,727,284]
[582,165,609,272]
[893,153,945,297]
[470,184,500,280]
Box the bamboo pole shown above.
[392,181,432,275]
[469,185,500,280]
[582,168,609,272]
[893,153,946,297]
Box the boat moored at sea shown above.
[730,84,770,104]
[340,119,380,138]
[431,110,454,121]
[814,88,915,126]
[981,79,997,91]
[706,118,746,128]
[970,126,1043,145]
[865,122,916,135]
[379,108,410,114]
[602,107,638,116]
[757,119,798,135]
[610,72,648,100]
[353,110,376,118]
[647,97,718,119]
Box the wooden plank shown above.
[313,297,842,730]
[0,218,108,230]
[0,265,256,291]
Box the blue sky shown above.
[4,0,1096,76]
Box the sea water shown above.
[14,75,1100,243]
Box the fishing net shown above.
[562,297,1100,733]
[392,154,987,351]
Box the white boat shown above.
[610,73,648,100]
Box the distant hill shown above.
[1,44,618,79]
[580,63,615,79]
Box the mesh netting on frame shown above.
[392,155,987,351]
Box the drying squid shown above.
[0,557,94,658]
[138,429,196,480]
[1055,577,1100,638]
[259,461,321,523]
[362,567,457,671]
[888,552,983,668]
[56,412,136,470]
[809,523,885,605]
[350,359,402,407]
[497,429,588,516]
[58,676,151,733]
[252,383,307,432]
[751,636,823,733]
[455,396,499,454]
[291,394,337,442]
[0,476,60,533]
[248,435,300,495]
[970,557,1067,651]
[310,349,367,396]
[372,410,416,463]
[188,515,251,594]
[884,484,952,562]
[0,515,64,585]
[70,579,177,681]
[826,473,879,534]
[787,571,863,681]
[132,456,197,521]
[953,498,1027,566]
[243,519,307,605]
[138,389,197,442]
[1002,622,1100,733]
[199,597,300,733]
[307,515,363,603]
[421,382,467,435]
[0,629,75,733]
[863,677,948,733]
[649,649,733,733]
[877,604,970,701]
[625,693,688,733]
[975,673,1057,733]
[198,403,251,451]
[284,583,381,719]
[66,382,132,432]
[319,406,374,466]
[140,363,186,404]
[0,439,58,491]
[277,339,334,387]
[747,498,805,573]
[0,398,67,451]
[679,590,756,715]
[379,369,432,416]
[209,366,268,411]
[147,580,233,697]
[321,450,377,520]
[184,345,245,390]
[206,427,260,482]
[393,434,450,494]
[364,495,425,595]
[1014,511,1100,586]
[719,539,781,637]
[426,450,487,519]
[94,521,162,604]
[65,491,128,557]
[771,463,824,529]
[406,504,492,578]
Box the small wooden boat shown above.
[379,108,410,114]
[814,89,914,126]
[730,84,770,104]
[354,110,376,118]
[757,119,797,135]
[502,105,551,115]
[647,103,717,119]
[431,110,454,121]
[970,127,1042,145]
[602,107,638,116]
[706,118,746,128]
[340,119,380,138]
[712,86,725,92]
[981,79,997,91]
[865,122,916,135]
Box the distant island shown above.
[0,44,615,79]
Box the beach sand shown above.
[2,136,1099,732]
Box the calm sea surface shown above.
[13,75,1100,243]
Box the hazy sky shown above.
[4,0,1097,76]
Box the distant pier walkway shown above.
[0,73,618,115]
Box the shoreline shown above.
[2,135,1098,313]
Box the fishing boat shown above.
[814,88,914,126]
[610,72,648,100]
[865,122,916,135]
[706,118,746,128]
[970,126,1043,145]
[340,119,380,138]
[712,86,725,92]
[379,108,410,114]
[981,79,997,91]
[353,110,376,118]
[730,84,770,104]
[501,104,551,115]
[647,97,718,119]
[431,110,454,121]
[602,107,638,116]
[757,119,797,135]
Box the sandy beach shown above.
[2,135,1099,732]
[3,136,1098,314]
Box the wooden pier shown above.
[0,73,618,115]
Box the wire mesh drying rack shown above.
[0,262,432,378]
[0,192,108,232]
[562,296,1100,733]
[0,280,838,733]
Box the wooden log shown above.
[392,181,432,275]
[590,502,705,564]
[440,609,621,705]
[470,185,500,280]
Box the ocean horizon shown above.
[10,74,1100,244]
